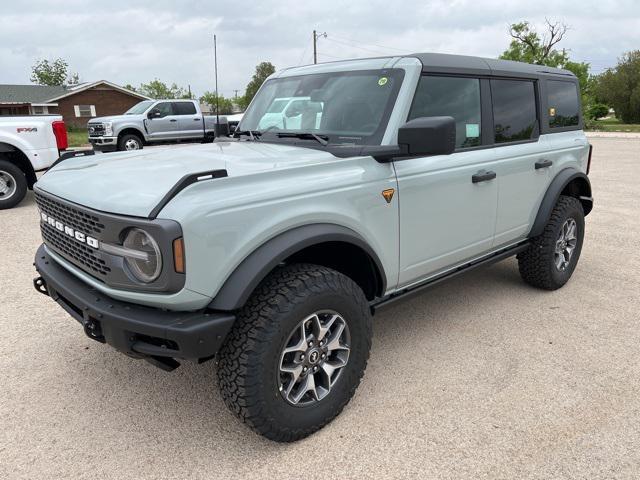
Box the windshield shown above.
[239,69,404,145]
[125,100,154,115]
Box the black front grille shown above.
[41,223,111,277]
[35,192,105,235]
[87,123,105,137]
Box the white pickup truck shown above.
[0,115,68,209]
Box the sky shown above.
[1,0,639,99]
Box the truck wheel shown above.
[0,160,27,210]
[117,134,143,151]
[518,195,585,290]
[217,263,372,442]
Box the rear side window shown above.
[491,80,538,143]
[173,102,197,115]
[409,76,481,148]
[547,80,579,128]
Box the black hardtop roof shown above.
[406,52,576,79]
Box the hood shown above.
[88,114,142,124]
[36,142,334,218]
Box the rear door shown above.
[146,101,177,140]
[173,101,203,139]
[490,79,553,246]
[395,75,500,286]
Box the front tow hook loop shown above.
[33,276,49,296]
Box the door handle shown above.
[169,119,177,122]
[535,159,553,169]
[194,118,201,121]
[472,170,496,183]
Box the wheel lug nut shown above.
[321,353,326,359]
[303,366,308,372]
[313,366,318,371]
[300,354,305,360]
[308,341,313,347]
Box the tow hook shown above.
[33,276,49,296]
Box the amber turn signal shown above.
[173,238,185,273]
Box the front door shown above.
[146,101,177,140]
[395,75,499,286]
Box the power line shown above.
[328,34,407,53]
[323,37,394,56]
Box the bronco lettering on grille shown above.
[40,212,99,248]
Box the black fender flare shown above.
[529,167,592,238]
[208,223,386,311]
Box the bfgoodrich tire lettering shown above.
[217,263,372,442]
[518,195,585,290]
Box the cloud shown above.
[1,0,638,98]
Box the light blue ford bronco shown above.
[33,53,593,442]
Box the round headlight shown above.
[123,228,162,283]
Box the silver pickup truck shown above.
[87,99,218,152]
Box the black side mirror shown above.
[147,109,161,119]
[398,116,456,156]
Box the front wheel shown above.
[0,159,28,210]
[117,134,143,151]
[518,195,585,290]
[217,263,372,442]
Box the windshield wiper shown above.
[276,132,329,146]
[233,130,260,141]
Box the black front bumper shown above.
[34,244,235,368]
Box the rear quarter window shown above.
[547,80,580,128]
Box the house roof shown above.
[0,84,66,104]
[0,80,152,104]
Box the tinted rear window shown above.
[491,80,538,143]
[547,80,579,128]
[173,102,197,115]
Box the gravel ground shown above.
[1,137,639,479]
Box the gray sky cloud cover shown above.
[1,0,639,98]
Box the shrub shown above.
[587,103,610,120]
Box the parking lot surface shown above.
[1,137,639,479]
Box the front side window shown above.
[547,80,579,128]
[240,69,404,145]
[491,80,538,143]
[408,76,482,149]
[152,102,174,117]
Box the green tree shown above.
[586,103,610,120]
[594,51,640,123]
[500,20,591,104]
[123,83,137,92]
[200,91,234,114]
[138,79,192,99]
[30,58,79,86]
[241,62,276,109]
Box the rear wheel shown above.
[217,263,372,442]
[117,134,143,151]
[518,195,585,290]
[0,159,27,210]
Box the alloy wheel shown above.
[555,218,578,271]
[279,310,351,406]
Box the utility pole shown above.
[233,89,239,99]
[313,30,326,64]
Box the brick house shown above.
[0,81,151,127]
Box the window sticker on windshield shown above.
[378,77,388,86]
[466,123,480,138]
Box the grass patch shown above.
[587,117,640,133]
[66,128,90,148]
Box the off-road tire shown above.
[117,134,143,151]
[0,159,28,210]
[518,195,585,290]
[217,263,372,442]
